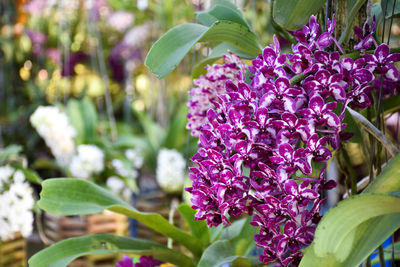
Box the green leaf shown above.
[177,204,210,248]
[218,217,248,241]
[192,42,254,78]
[0,144,22,159]
[313,194,400,259]
[371,242,400,264]
[17,167,42,184]
[197,4,250,28]
[272,0,325,30]
[145,21,261,78]
[66,99,85,145]
[232,217,256,256]
[363,153,400,194]
[28,233,195,267]
[198,240,250,267]
[38,178,203,257]
[300,193,400,266]
[80,98,98,143]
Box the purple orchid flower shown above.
[354,17,378,50]
[116,255,133,267]
[270,143,312,176]
[364,43,400,81]
[306,133,332,162]
[299,95,341,128]
[134,256,163,267]
[340,57,374,86]
[292,15,321,49]
[316,15,344,53]
[260,77,301,113]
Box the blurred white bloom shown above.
[107,11,134,32]
[0,165,14,190]
[30,106,76,167]
[156,149,186,194]
[125,148,144,169]
[112,158,139,179]
[0,166,34,241]
[106,176,131,201]
[69,145,104,180]
[123,23,152,48]
[137,0,148,10]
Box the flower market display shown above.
[1,0,400,267]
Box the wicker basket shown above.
[0,233,26,267]
[41,211,129,267]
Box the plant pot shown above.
[0,233,26,267]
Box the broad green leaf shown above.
[80,98,98,143]
[313,193,400,258]
[28,233,195,267]
[272,0,325,30]
[341,214,400,267]
[197,4,250,28]
[371,241,400,264]
[301,153,400,266]
[177,204,210,247]
[300,193,400,266]
[198,240,250,267]
[192,42,254,78]
[38,178,203,257]
[233,217,256,256]
[300,214,400,267]
[66,99,85,145]
[145,21,261,78]
[218,217,248,241]
[363,153,400,194]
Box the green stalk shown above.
[342,148,358,195]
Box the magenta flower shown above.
[116,255,133,267]
[354,17,378,50]
[186,13,399,266]
[306,134,332,162]
[292,15,321,49]
[134,256,163,267]
[316,15,344,53]
[260,77,301,113]
[364,44,400,81]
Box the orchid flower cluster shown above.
[156,148,186,194]
[0,165,34,241]
[186,15,400,266]
[30,106,77,167]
